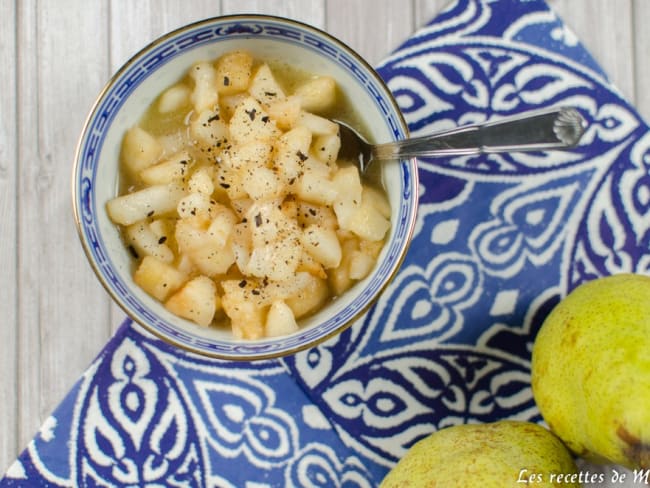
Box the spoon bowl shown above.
[336,106,587,173]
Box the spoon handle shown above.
[372,106,587,160]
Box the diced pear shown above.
[215,165,248,200]
[266,300,299,337]
[226,140,273,171]
[298,111,338,135]
[140,151,192,186]
[158,84,191,113]
[148,218,174,242]
[121,126,162,175]
[274,125,312,182]
[312,132,341,166]
[297,202,338,230]
[190,109,229,150]
[280,197,298,220]
[348,193,391,242]
[176,192,218,220]
[295,170,337,206]
[124,221,174,263]
[221,279,267,339]
[248,63,286,105]
[244,166,283,201]
[328,237,359,296]
[175,209,234,255]
[187,166,215,195]
[284,272,329,319]
[106,183,185,226]
[297,251,327,279]
[188,243,236,277]
[174,216,211,254]
[176,253,196,275]
[165,276,218,327]
[207,207,238,248]
[157,130,186,157]
[363,185,391,219]
[215,50,253,95]
[221,278,269,309]
[228,301,266,340]
[332,165,362,229]
[133,255,187,302]
[246,238,301,282]
[229,199,254,220]
[231,222,252,272]
[301,224,342,269]
[328,265,351,297]
[262,272,312,303]
[294,76,337,113]
[360,238,384,259]
[189,61,220,113]
[279,124,312,152]
[348,250,376,280]
[229,97,280,145]
[267,95,301,130]
[247,201,296,248]
[219,93,248,119]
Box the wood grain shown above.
[222,0,326,27]
[326,0,414,65]
[1,2,645,483]
[15,0,113,453]
[0,0,18,472]
[633,0,650,122]
[549,0,636,107]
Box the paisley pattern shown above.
[3,0,649,486]
[4,324,373,487]
[283,0,650,477]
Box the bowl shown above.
[72,14,418,360]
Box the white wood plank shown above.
[14,0,42,460]
[326,0,414,66]
[549,0,636,104]
[108,0,221,72]
[221,0,326,28]
[0,0,17,475]
[15,0,111,454]
[415,0,455,28]
[633,0,650,123]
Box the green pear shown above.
[380,421,578,487]
[532,273,650,468]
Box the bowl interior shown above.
[74,16,417,359]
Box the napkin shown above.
[4,0,649,486]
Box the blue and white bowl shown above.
[72,15,419,360]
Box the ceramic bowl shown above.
[73,14,418,359]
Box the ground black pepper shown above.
[128,245,139,259]
[245,108,257,121]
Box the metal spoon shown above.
[336,106,587,173]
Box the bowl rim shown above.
[72,13,419,360]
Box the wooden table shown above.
[2,0,648,479]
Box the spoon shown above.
[336,106,587,173]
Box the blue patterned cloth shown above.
[4,0,649,485]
